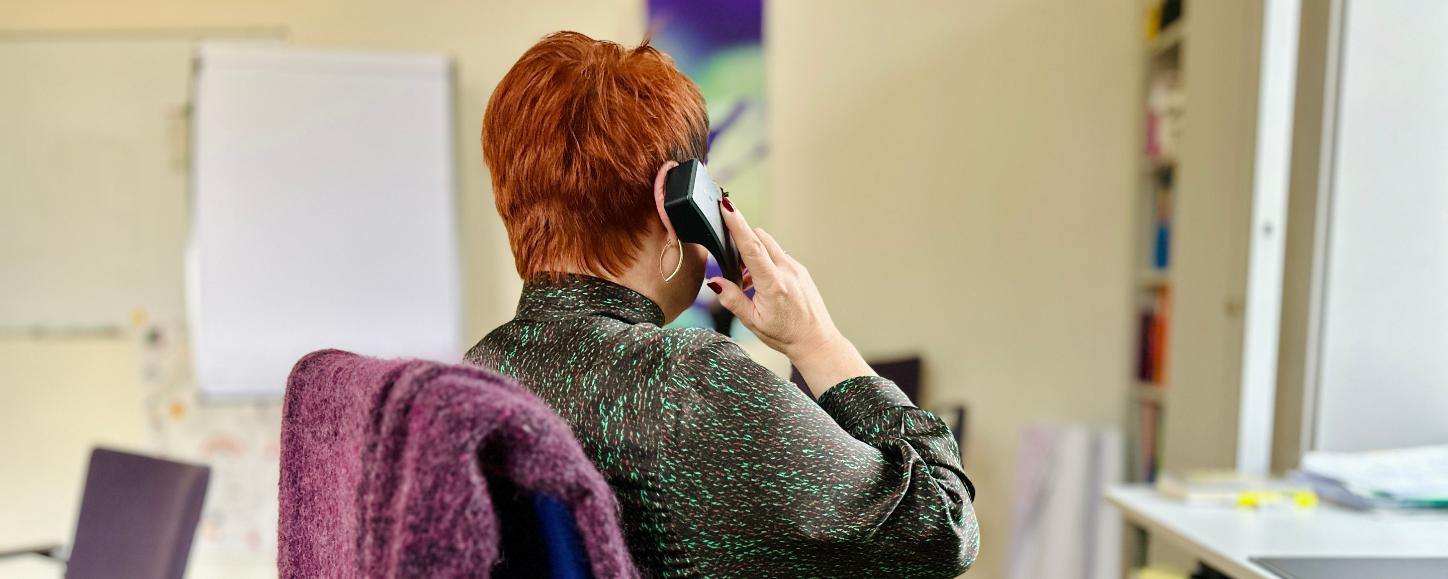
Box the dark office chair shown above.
[792,356,924,402]
[0,447,211,579]
[791,356,969,456]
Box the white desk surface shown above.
[1107,484,1448,579]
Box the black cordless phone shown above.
[662,160,743,285]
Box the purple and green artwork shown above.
[649,0,766,332]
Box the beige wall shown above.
[769,2,1140,578]
[3,1,1141,577]
[3,0,645,334]
[0,339,149,557]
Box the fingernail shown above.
[722,197,735,213]
[707,281,722,294]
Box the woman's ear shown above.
[653,160,680,238]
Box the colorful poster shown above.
[649,0,766,332]
[648,0,766,218]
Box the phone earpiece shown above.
[662,160,743,285]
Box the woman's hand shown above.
[708,200,875,395]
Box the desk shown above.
[1106,484,1448,578]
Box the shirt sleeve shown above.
[659,335,980,577]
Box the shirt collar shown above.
[515,273,666,326]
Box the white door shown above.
[1313,0,1448,452]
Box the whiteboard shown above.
[190,43,461,399]
[1314,0,1448,451]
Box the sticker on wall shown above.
[139,318,282,559]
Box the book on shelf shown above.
[1135,286,1171,385]
[1136,312,1153,381]
[1153,287,1170,384]
[1144,0,1184,41]
[1152,176,1172,269]
[1139,401,1160,482]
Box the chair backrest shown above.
[65,448,211,579]
[792,356,923,402]
[281,351,634,578]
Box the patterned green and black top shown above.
[465,275,979,577]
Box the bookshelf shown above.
[1130,1,1184,487]
[1125,0,1304,572]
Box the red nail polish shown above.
[722,197,734,213]
[707,281,722,294]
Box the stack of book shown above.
[1157,470,1317,509]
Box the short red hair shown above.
[483,31,709,279]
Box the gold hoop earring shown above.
[659,237,683,282]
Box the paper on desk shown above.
[1300,444,1448,502]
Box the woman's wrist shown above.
[789,333,875,399]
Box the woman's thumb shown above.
[709,277,756,328]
